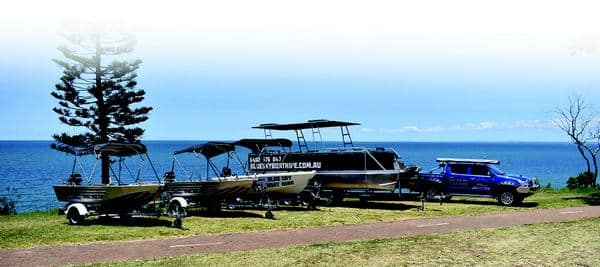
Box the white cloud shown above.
[377,120,555,134]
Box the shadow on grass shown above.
[186,210,265,219]
[326,200,421,211]
[562,192,600,206]
[445,199,539,208]
[69,216,174,227]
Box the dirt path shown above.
[2,206,599,267]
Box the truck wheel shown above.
[498,191,517,206]
[67,207,84,225]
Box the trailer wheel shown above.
[173,218,183,229]
[331,190,344,204]
[265,210,274,219]
[169,201,185,218]
[67,207,84,225]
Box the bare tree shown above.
[554,95,599,186]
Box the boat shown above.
[164,141,316,216]
[52,143,163,225]
[249,119,421,203]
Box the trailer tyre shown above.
[331,190,344,204]
[173,218,183,229]
[265,210,274,219]
[67,207,84,225]
[169,201,185,218]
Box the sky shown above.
[1,0,600,142]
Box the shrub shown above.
[0,187,20,215]
[566,172,596,190]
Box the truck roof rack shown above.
[436,158,500,165]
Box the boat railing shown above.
[322,147,387,170]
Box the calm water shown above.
[0,141,585,213]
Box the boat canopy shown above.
[174,142,235,158]
[58,143,147,157]
[253,119,360,131]
[436,158,500,165]
[235,138,292,152]
[94,143,148,157]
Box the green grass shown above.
[98,217,600,267]
[0,189,597,249]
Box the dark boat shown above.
[52,143,163,224]
[248,120,420,202]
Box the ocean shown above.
[0,141,585,213]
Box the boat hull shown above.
[163,177,256,200]
[256,171,316,195]
[53,184,161,211]
[248,150,417,192]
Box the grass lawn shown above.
[99,217,600,267]
[0,189,598,249]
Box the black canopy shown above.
[253,119,360,131]
[58,143,147,157]
[94,143,148,157]
[173,142,235,158]
[235,138,292,152]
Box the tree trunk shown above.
[95,36,110,185]
[592,153,598,188]
[576,143,592,174]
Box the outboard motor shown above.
[163,171,176,183]
[67,173,83,185]
[221,167,232,177]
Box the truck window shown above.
[449,164,469,174]
[471,165,490,176]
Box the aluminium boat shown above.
[164,141,316,216]
[52,143,162,224]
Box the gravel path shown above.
[1,206,599,267]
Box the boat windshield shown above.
[428,166,445,174]
[488,165,505,175]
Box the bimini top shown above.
[235,138,292,152]
[174,142,235,158]
[94,143,147,157]
[59,143,147,157]
[436,158,500,165]
[253,119,360,131]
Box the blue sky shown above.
[1,0,599,142]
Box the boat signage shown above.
[249,155,322,170]
[257,176,295,188]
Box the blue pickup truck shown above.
[419,158,540,206]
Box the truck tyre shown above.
[498,191,517,206]
[67,207,84,225]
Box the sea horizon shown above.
[0,141,586,213]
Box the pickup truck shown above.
[419,158,539,206]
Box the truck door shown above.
[446,164,471,193]
[467,164,493,195]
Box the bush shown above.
[566,172,596,190]
[0,187,20,215]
